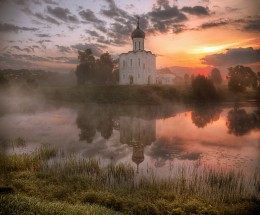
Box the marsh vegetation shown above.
[1,145,260,215]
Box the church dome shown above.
[131,17,145,39]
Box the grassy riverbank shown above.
[1,146,259,215]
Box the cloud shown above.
[36,33,50,37]
[0,22,38,33]
[148,6,187,22]
[201,47,260,66]
[55,45,71,53]
[37,39,51,44]
[147,137,201,167]
[181,6,210,16]
[43,0,58,5]
[79,9,105,25]
[101,0,130,19]
[243,18,260,32]
[47,6,79,23]
[71,43,105,57]
[201,20,228,29]
[11,45,33,53]
[86,30,100,38]
[35,12,60,25]
[146,3,188,34]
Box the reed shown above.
[1,147,259,215]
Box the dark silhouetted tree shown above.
[227,65,257,93]
[191,75,218,101]
[75,49,96,85]
[209,68,222,86]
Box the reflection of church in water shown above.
[120,116,156,171]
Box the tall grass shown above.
[0,147,259,215]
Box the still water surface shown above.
[0,101,259,177]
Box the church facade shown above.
[119,18,157,85]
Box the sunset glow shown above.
[0,0,259,73]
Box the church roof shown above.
[131,17,145,39]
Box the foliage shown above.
[209,68,222,86]
[1,147,260,215]
[227,65,257,93]
[191,75,219,101]
[0,194,122,215]
[75,49,117,85]
[75,49,96,85]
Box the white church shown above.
[119,18,177,85]
[119,18,162,85]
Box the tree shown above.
[75,49,96,85]
[227,65,257,93]
[95,52,114,84]
[209,68,222,86]
[191,75,218,101]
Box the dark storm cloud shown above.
[201,20,229,29]
[47,6,79,23]
[35,12,60,25]
[71,43,105,57]
[79,9,105,25]
[201,47,260,66]
[0,22,38,33]
[181,6,210,16]
[55,45,71,53]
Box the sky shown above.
[0,0,259,73]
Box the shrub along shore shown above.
[0,146,259,215]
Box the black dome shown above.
[131,27,145,39]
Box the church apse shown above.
[120,116,156,172]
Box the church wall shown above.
[119,51,157,85]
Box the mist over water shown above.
[0,91,259,178]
